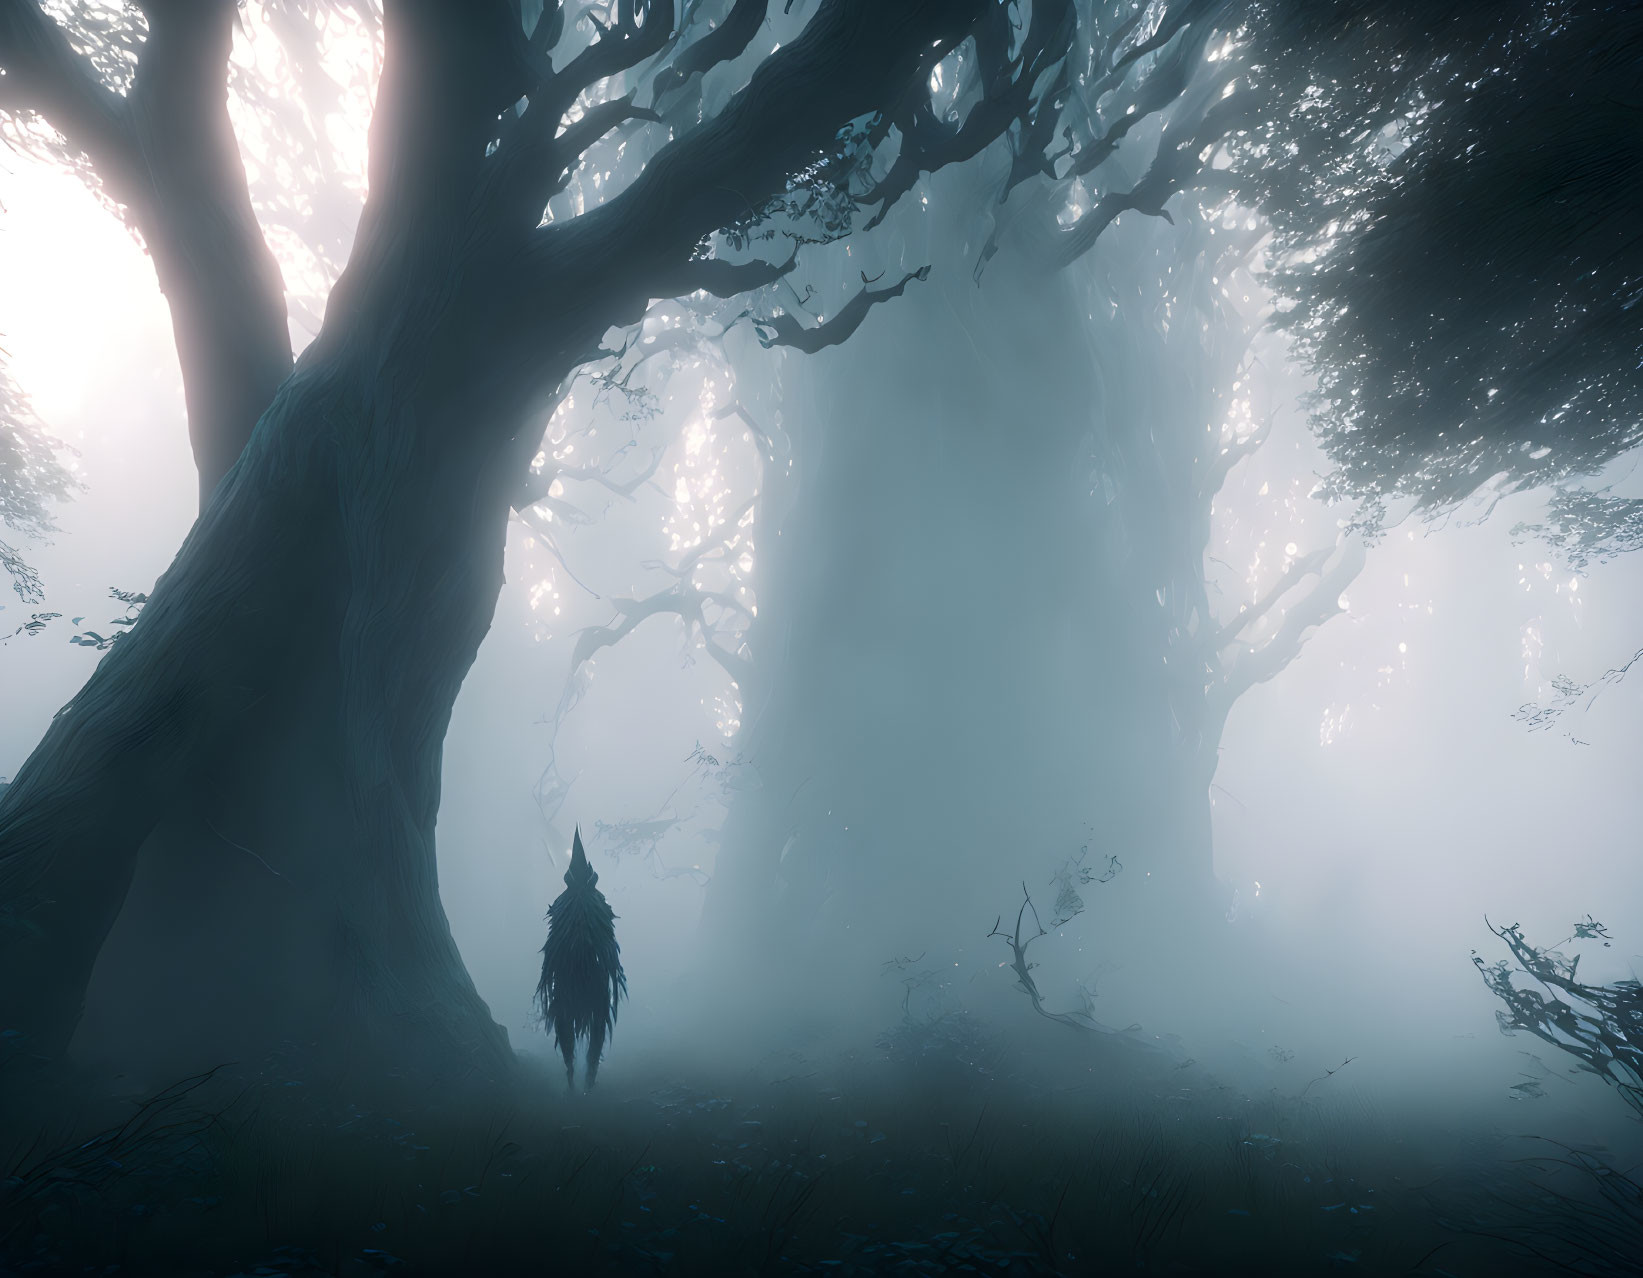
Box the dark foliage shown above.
[1,1067,222,1250]
[1514,491,1643,571]
[1238,1,1643,529]
[1475,917,1643,1119]
[876,1010,1006,1092]
[1435,1138,1643,1278]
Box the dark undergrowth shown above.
[1,1014,1638,1277]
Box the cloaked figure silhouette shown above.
[535,828,627,1091]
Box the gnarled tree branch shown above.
[748,266,929,354]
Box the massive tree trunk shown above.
[0,336,523,1079]
[0,4,519,1084]
[0,5,537,1080]
[707,199,1193,975]
[704,176,1283,980]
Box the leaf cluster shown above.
[1237,1,1643,531]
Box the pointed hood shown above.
[537,823,626,1056]
[565,826,598,889]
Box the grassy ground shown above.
[2,1013,1637,1276]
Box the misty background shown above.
[3,77,1640,1140]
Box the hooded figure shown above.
[536,828,627,1090]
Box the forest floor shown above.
[1,1011,1638,1277]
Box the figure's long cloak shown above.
[536,829,626,1068]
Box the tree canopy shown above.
[6,3,1640,543]
[1238,0,1643,535]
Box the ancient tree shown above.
[0,0,1095,1079]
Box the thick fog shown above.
[3,113,1640,1160]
